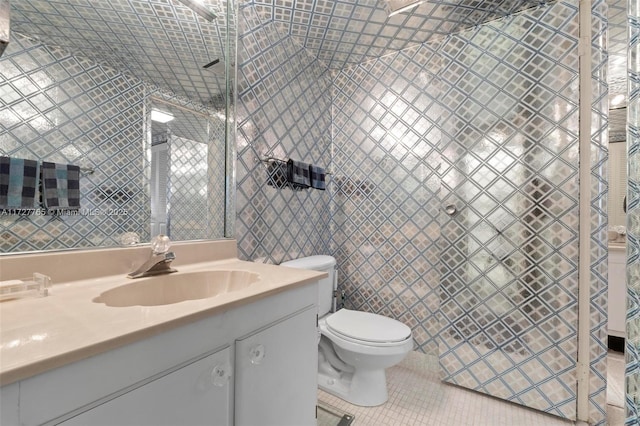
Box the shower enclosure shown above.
[235,0,608,423]
[437,0,607,421]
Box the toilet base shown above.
[318,368,388,407]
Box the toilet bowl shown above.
[318,308,413,406]
[281,256,413,406]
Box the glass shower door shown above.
[435,4,581,420]
[438,135,579,419]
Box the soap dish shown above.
[0,273,52,301]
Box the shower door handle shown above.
[444,204,457,216]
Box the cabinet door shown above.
[61,347,232,426]
[235,307,317,426]
[0,382,19,425]
[608,249,627,337]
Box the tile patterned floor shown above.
[317,351,626,426]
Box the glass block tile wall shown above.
[236,1,333,263]
[0,33,150,252]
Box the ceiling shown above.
[9,0,228,107]
[10,0,553,86]
[251,0,548,70]
[252,0,628,106]
[8,0,628,103]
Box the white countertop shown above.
[0,243,324,386]
[608,242,626,252]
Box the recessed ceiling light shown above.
[175,0,217,22]
[611,94,625,107]
[385,0,426,17]
[151,109,174,123]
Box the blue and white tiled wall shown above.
[331,42,442,355]
[329,2,606,421]
[237,0,608,423]
[0,33,149,252]
[626,1,640,423]
[236,1,333,263]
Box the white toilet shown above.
[281,255,413,407]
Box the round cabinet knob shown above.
[151,234,171,254]
[211,363,232,387]
[249,344,266,365]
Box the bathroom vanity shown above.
[0,240,324,426]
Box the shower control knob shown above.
[249,344,266,365]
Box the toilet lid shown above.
[326,309,411,344]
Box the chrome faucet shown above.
[127,235,177,279]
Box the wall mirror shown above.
[608,106,627,230]
[0,0,232,253]
[149,96,226,241]
[607,0,628,238]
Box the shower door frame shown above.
[435,0,607,422]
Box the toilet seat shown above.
[319,318,413,355]
[324,309,411,346]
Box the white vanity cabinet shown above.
[60,347,232,426]
[235,307,318,426]
[0,382,19,425]
[1,281,317,426]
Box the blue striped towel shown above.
[309,165,326,190]
[0,156,40,209]
[287,159,311,189]
[42,161,81,211]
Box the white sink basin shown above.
[93,270,261,307]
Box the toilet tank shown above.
[281,255,336,316]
